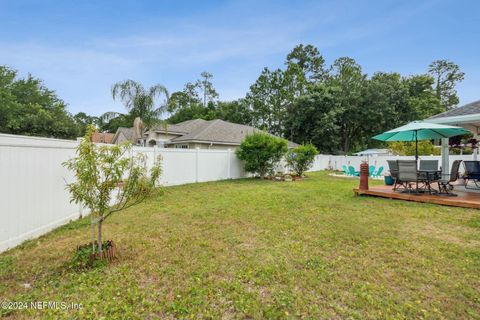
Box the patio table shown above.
[399,169,440,195]
[418,169,441,195]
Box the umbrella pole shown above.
[415,130,418,161]
[415,131,419,193]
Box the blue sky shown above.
[0,0,478,116]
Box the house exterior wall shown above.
[146,132,183,146]
[147,132,182,142]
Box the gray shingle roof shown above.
[114,127,135,142]
[429,100,480,119]
[168,119,299,148]
[150,119,208,134]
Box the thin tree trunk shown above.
[98,219,103,254]
[91,221,96,253]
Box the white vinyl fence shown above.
[0,134,246,253]
[316,154,475,174]
[1,132,476,253]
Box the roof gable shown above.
[112,127,135,144]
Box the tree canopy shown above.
[428,59,465,110]
[0,65,79,139]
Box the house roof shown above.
[112,127,135,144]
[426,100,480,134]
[91,132,114,144]
[166,119,299,148]
[429,100,480,119]
[149,119,208,134]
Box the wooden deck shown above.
[354,185,480,209]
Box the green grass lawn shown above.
[1,172,479,319]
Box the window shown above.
[175,144,189,149]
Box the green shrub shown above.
[388,141,440,156]
[286,143,319,176]
[236,132,288,177]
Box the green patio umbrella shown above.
[372,121,469,160]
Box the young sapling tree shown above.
[63,125,162,255]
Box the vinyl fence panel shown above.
[0,134,247,252]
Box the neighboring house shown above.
[91,132,114,144]
[142,119,299,150]
[111,127,142,145]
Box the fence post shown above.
[441,138,449,176]
[195,148,199,183]
[227,149,231,179]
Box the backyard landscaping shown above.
[0,172,479,319]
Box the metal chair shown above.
[397,160,420,193]
[438,160,462,195]
[419,160,438,171]
[463,161,480,189]
[387,160,404,191]
[418,159,440,192]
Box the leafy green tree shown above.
[215,99,253,125]
[74,112,99,136]
[98,113,134,133]
[286,143,319,176]
[327,57,367,153]
[111,80,169,128]
[236,132,288,177]
[357,72,412,150]
[403,74,443,120]
[167,72,219,123]
[286,44,326,82]
[428,59,464,110]
[0,65,79,139]
[167,91,194,113]
[167,104,212,123]
[284,84,342,153]
[246,68,290,136]
[63,125,162,254]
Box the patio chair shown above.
[369,165,375,177]
[387,160,404,191]
[397,160,421,193]
[372,166,384,178]
[342,165,349,176]
[463,161,480,189]
[419,160,438,171]
[438,160,462,195]
[418,159,440,182]
[348,165,359,176]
